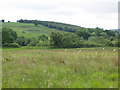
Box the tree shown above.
[61,33,83,48]
[33,20,38,26]
[100,32,107,38]
[50,32,63,47]
[16,36,31,46]
[104,30,116,37]
[2,27,18,44]
[75,29,91,39]
[2,19,4,23]
[28,37,39,46]
[34,22,38,26]
[17,19,23,23]
[38,34,48,42]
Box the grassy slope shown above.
[3,22,70,38]
[2,47,118,88]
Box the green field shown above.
[2,47,118,88]
[3,23,70,38]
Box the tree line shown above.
[2,26,119,48]
[17,19,86,32]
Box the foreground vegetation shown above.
[2,47,118,88]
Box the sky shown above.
[0,0,119,29]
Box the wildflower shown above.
[44,70,46,73]
[78,50,81,52]
[114,49,116,51]
[109,86,113,88]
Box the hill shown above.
[2,20,119,47]
[17,19,83,33]
[3,22,71,38]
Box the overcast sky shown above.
[0,0,119,29]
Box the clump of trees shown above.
[50,30,119,48]
[1,19,5,23]
[50,32,63,47]
[50,32,84,48]
[75,29,91,40]
[2,27,18,44]
[2,27,20,48]
[2,27,50,48]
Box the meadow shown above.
[2,47,118,88]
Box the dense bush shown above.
[75,29,91,39]
[27,41,39,46]
[16,36,31,46]
[3,43,20,48]
[49,31,117,48]
[82,42,104,47]
[50,32,63,47]
[27,37,39,46]
[2,27,18,44]
[50,32,84,48]
[61,33,83,48]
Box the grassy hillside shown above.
[3,22,70,38]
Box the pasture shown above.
[2,47,118,88]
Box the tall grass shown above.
[2,47,118,88]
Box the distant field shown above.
[2,47,118,88]
[3,23,70,38]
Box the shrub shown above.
[16,36,31,46]
[3,43,20,48]
[27,41,39,46]
[83,42,104,47]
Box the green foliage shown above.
[38,34,48,42]
[51,32,97,48]
[2,43,20,48]
[16,36,31,46]
[27,37,39,46]
[82,41,104,47]
[50,30,119,48]
[2,27,18,44]
[105,30,116,37]
[61,33,83,48]
[37,35,49,46]
[88,36,111,46]
[94,27,104,36]
[37,41,50,46]
[33,20,38,26]
[50,32,63,47]
[75,29,91,39]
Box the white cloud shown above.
[0,0,118,29]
